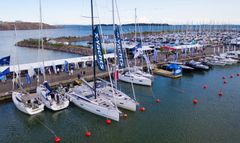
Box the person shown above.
[57,68,60,74]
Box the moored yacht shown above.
[37,82,69,111]
[119,71,152,86]
[89,78,137,111]
[12,91,44,115]
[186,60,209,70]
[66,80,120,121]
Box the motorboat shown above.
[185,60,209,70]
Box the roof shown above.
[173,44,203,50]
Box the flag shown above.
[0,67,10,77]
[28,66,35,77]
[132,43,142,55]
[93,26,106,71]
[114,26,126,69]
[0,56,10,66]
[132,43,142,59]
[143,54,152,71]
[64,61,69,73]
[0,75,6,81]
[26,73,31,84]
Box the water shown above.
[1,64,240,143]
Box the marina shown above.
[1,0,240,143]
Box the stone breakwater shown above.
[17,39,93,56]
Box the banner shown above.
[143,54,152,70]
[93,26,106,71]
[114,26,126,69]
[26,73,32,84]
[0,56,10,66]
[64,61,69,73]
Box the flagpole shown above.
[91,0,96,99]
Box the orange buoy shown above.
[156,99,160,103]
[140,107,145,112]
[85,131,91,137]
[55,137,61,143]
[203,85,207,89]
[219,91,223,96]
[106,119,111,125]
[193,99,198,104]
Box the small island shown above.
[0,21,57,30]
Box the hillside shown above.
[0,21,57,30]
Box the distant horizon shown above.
[1,21,240,26]
[1,0,240,25]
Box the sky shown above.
[0,0,239,25]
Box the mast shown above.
[90,0,97,99]
[112,0,117,88]
[134,8,137,43]
[39,0,46,82]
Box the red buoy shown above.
[156,99,160,103]
[106,119,111,125]
[223,81,227,84]
[230,75,234,78]
[222,76,226,80]
[140,107,145,112]
[237,74,240,77]
[219,91,223,96]
[193,99,198,104]
[85,131,91,137]
[55,137,61,143]
[203,85,208,89]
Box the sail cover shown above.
[114,26,126,69]
[93,26,106,71]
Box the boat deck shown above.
[153,68,182,79]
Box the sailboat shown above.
[66,1,120,121]
[36,0,69,111]
[119,8,153,86]
[12,91,44,115]
[88,1,137,112]
[10,25,44,115]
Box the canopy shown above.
[167,63,181,70]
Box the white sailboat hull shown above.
[37,86,69,111]
[12,92,44,115]
[119,72,152,86]
[67,92,120,121]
